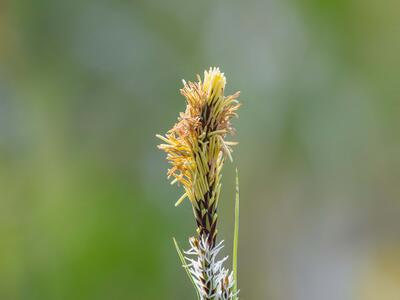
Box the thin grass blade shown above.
[232,168,240,298]
[173,237,201,300]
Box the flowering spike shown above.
[157,67,240,233]
[157,67,241,299]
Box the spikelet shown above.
[157,67,240,246]
[185,235,239,300]
[157,67,241,300]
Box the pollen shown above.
[157,67,240,208]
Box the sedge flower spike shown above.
[157,67,240,300]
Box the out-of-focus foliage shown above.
[1,0,399,299]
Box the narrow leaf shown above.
[232,168,240,298]
[173,237,201,300]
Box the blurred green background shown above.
[1,0,400,299]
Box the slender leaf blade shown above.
[173,237,201,300]
[232,168,240,298]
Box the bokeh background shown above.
[1,0,400,299]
